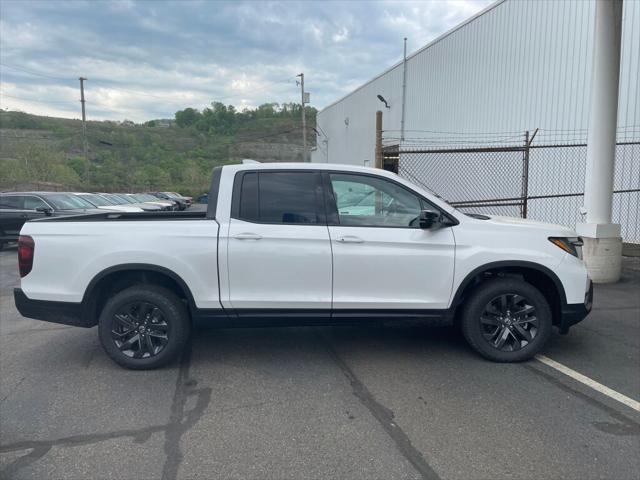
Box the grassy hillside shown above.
[0,103,316,197]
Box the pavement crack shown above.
[161,340,212,480]
[322,336,441,480]
[0,425,166,477]
[1,445,52,478]
[523,363,640,435]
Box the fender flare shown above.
[81,263,198,312]
[450,260,568,309]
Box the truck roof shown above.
[223,162,396,177]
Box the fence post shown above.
[521,131,530,218]
[521,128,538,218]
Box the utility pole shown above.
[79,77,88,160]
[401,37,407,142]
[375,110,383,169]
[297,73,307,162]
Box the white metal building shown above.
[313,0,639,164]
[311,0,639,246]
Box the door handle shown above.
[233,233,262,240]
[336,235,364,244]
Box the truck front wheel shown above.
[460,278,552,362]
[98,285,190,370]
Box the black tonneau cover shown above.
[33,210,208,222]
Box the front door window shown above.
[330,173,423,227]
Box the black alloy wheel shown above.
[111,301,170,359]
[480,294,539,352]
[98,285,189,369]
[460,278,552,362]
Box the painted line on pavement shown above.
[535,354,640,412]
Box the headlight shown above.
[549,237,583,259]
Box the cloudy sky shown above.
[0,0,492,122]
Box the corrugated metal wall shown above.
[313,0,640,165]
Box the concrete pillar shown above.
[576,0,624,283]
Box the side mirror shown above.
[36,206,53,216]
[419,209,441,229]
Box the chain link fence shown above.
[389,129,640,243]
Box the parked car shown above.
[73,193,144,213]
[1,192,108,248]
[14,163,591,370]
[168,192,192,207]
[101,193,163,212]
[126,193,176,211]
[197,193,208,204]
[149,192,191,210]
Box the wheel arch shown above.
[451,261,567,326]
[81,263,197,326]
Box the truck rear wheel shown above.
[460,278,552,362]
[98,285,190,370]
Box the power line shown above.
[0,62,73,82]
[0,93,78,104]
[2,62,300,107]
[88,82,172,100]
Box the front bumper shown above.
[14,288,94,328]
[559,279,593,334]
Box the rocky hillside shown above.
[0,104,316,196]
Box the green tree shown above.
[175,108,201,128]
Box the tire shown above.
[98,285,190,370]
[460,278,552,362]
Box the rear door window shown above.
[23,196,49,210]
[235,171,321,224]
[238,172,259,222]
[0,196,24,209]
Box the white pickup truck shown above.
[14,163,592,369]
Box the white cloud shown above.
[332,26,349,43]
[0,0,492,121]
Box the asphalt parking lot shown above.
[1,247,638,480]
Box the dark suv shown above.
[0,192,105,249]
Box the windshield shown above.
[137,194,160,202]
[79,194,111,207]
[93,194,117,205]
[45,194,94,210]
[101,194,124,204]
[114,194,137,204]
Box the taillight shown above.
[18,235,35,277]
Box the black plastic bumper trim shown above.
[559,280,593,333]
[14,288,93,328]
